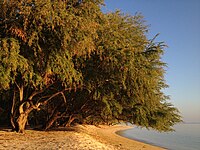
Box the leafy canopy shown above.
[0,0,181,132]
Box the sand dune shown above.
[0,125,165,150]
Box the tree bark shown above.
[16,113,28,133]
[65,114,82,127]
[65,115,75,127]
[15,103,40,133]
[44,111,60,130]
[44,102,66,130]
[10,89,16,130]
[13,83,42,133]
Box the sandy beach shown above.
[0,125,165,150]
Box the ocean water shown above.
[117,123,200,150]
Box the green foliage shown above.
[0,0,104,89]
[0,0,181,132]
[0,38,28,89]
[76,11,181,131]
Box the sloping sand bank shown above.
[0,125,165,150]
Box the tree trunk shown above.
[10,114,16,131]
[44,111,60,130]
[13,84,42,133]
[13,84,27,133]
[65,115,75,127]
[10,89,16,130]
[44,102,66,130]
[16,113,28,133]
[15,101,38,133]
[65,114,82,127]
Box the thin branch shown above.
[42,92,61,105]
[80,99,90,110]
[14,81,20,91]
[60,92,67,103]
[40,86,82,105]
[25,103,41,114]
[10,89,16,129]
[28,89,44,101]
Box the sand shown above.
[0,125,165,150]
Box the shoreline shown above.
[0,125,165,150]
[116,128,167,149]
[85,125,165,150]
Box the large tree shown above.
[0,0,181,133]
[0,0,103,133]
[74,12,181,131]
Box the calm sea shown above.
[117,123,200,150]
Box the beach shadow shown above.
[0,126,14,132]
[31,126,78,132]
[46,127,76,132]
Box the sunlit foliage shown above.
[0,0,181,133]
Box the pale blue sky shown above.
[102,0,200,122]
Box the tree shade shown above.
[0,0,181,133]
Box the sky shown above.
[102,0,200,123]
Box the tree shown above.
[0,0,181,133]
[72,12,181,131]
[0,0,103,133]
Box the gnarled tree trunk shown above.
[65,114,82,127]
[65,115,75,127]
[15,102,32,133]
[16,112,29,133]
[44,102,66,130]
[12,83,42,133]
[15,102,41,133]
[44,111,60,130]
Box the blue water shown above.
[118,123,200,150]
